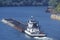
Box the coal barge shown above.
[1,18,26,32]
[1,17,46,37]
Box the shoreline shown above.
[47,6,60,20]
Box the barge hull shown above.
[1,18,26,33]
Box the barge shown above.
[1,18,26,32]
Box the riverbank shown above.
[47,6,60,20]
[51,14,60,20]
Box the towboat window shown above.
[33,23,38,28]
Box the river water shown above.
[0,6,60,40]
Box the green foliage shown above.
[48,0,60,13]
[55,3,60,13]
[48,0,57,6]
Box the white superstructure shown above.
[25,16,46,37]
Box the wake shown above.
[34,37,53,40]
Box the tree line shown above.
[48,0,60,14]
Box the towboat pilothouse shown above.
[25,16,46,37]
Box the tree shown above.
[55,3,60,13]
[48,0,57,7]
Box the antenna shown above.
[31,16,34,19]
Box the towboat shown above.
[24,16,46,37]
